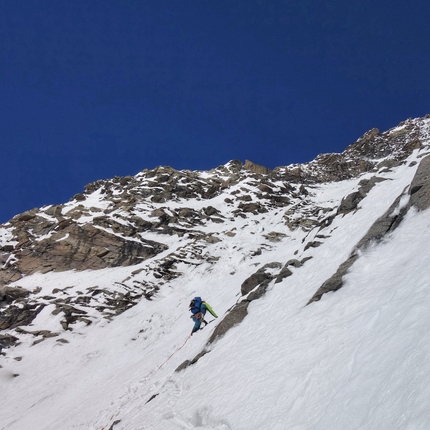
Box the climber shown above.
[189,296,218,335]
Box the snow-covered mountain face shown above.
[2,116,430,430]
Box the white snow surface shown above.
[2,148,430,429]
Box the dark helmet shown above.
[189,299,196,308]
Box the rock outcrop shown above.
[1,114,430,361]
[0,219,167,286]
[308,153,430,304]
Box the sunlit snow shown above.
[1,146,430,430]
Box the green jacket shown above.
[203,301,218,318]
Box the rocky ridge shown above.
[1,115,430,355]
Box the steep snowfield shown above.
[2,149,430,429]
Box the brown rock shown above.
[243,160,271,175]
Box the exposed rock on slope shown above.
[1,115,430,354]
[308,152,430,304]
[0,215,167,287]
[275,117,427,183]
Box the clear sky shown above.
[0,0,429,223]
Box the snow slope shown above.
[2,145,430,429]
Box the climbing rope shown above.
[157,334,191,370]
[101,413,120,430]
[101,335,192,429]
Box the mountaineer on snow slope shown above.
[189,296,218,335]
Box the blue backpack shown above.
[189,296,203,315]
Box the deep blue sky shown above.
[1,0,429,223]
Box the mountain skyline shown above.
[1,116,430,429]
[1,1,430,223]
